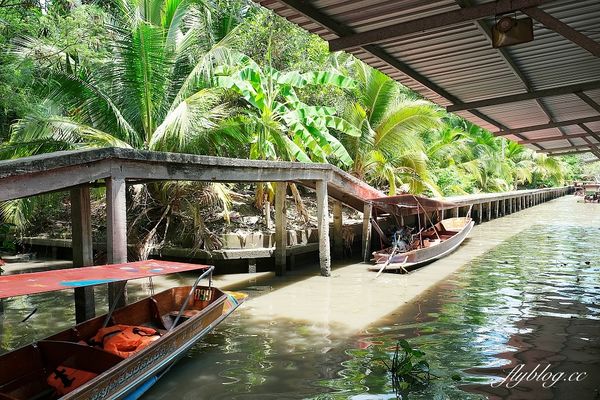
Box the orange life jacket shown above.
[47,365,97,395]
[90,325,160,358]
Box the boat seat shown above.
[0,345,51,400]
[149,297,170,330]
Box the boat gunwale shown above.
[369,217,474,271]
[63,286,229,400]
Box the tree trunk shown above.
[289,183,310,225]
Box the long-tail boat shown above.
[368,195,474,273]
[0,260,247,400]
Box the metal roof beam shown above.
[496,115,600,135]
[447,81,600,112]
[540,144,593,153]
[579,123,600,143]
[522,7,600,58]
[455,0,568,148]
[276,0,536,147]
[547,150,592,156]
[329,0,546,51]
[517,132,599,144]
[273,0,352,36]
[576,92,600,114]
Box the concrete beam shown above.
[447,81,600,112]
[274,182,287,276]
[0,160,112,201]
[522,7,600,58]
[71,185,95,323]
[329,0,546,51]
[315,180,331,277]
[106,176,127,309]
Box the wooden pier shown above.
[0,148,571,321]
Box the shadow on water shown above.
[1,224,599,399]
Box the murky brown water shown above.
[1,196,599,399]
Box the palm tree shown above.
[6,0,248,156]
[341,62,441,195]
[1,0,250,253]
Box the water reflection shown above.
[0,225,598,399]
[143,225,599,399]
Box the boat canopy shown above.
[0,259,210,299]
[372,194,459,215]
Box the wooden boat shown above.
[369,216,474,272]
[366,194,473,273]
[0,260,247,400]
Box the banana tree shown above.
[216,61,360,208]
[217,63,360,164]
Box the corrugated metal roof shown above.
[253,0,600,159]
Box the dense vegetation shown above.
[0,0,593,249]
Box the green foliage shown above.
[0,0,589,238]
[382,339,433,398]
[340,61,442,195]
[216,61,359,166]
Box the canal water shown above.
[0,196,598,399]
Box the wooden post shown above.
[332,200,343,259]
[487,201,492,221]
[454,207,459,218]
[106,177,127,309]
[316,180,331,277]
[478,203,483,224]
[440,208,445,220]
[362,202,373,263]
[495,200,500,218]
[502,199,506,216]
[519,196,522,210]
[71,185,95,323]
[274,181,287,276]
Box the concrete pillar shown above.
[315,180,331,277]
[107,177,127,309]
[362,202,373,263]
[71,185,95,323]
[274,181,287,276]
[332,200,343,259]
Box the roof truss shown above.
[517,132,600,144]
[496,116,600,135]
[522,7,600,57]
[447,81,600,112]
